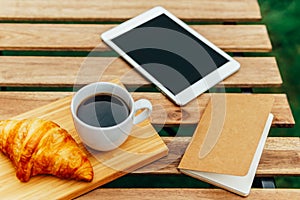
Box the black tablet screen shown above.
[112,14,228,95]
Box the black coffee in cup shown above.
[77,94,130,127]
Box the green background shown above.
[257,0,300,188]
[258,0,299,138]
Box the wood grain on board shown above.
[77,188,300,200]
[0,92,295,127]
[0,24,271,52]
[0,56,281,87]
[0,0,261,22]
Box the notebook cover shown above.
[180,114,273,196]
[178,94,274,176]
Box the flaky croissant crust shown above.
[0,118,93,182]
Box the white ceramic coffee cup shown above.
[71,82,152,151]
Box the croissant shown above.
[0,118,93,182]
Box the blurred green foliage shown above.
[258,0,300,188]
[258,0,300,137]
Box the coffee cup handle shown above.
[133,99,152,125]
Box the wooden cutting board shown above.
[0,90,168,199]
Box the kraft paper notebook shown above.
[178,94,274,196]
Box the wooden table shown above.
[0,0,298,199]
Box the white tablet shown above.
[101,6,240,106]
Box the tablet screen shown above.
[112,14,229,95]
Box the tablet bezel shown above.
[101,6,240,106]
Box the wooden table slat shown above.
[0,0,261,22]
[135,137,300,176]
[0,92,294,127]
[0,24,271,52]
[0,56,281,88]
[77,188,300,200]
